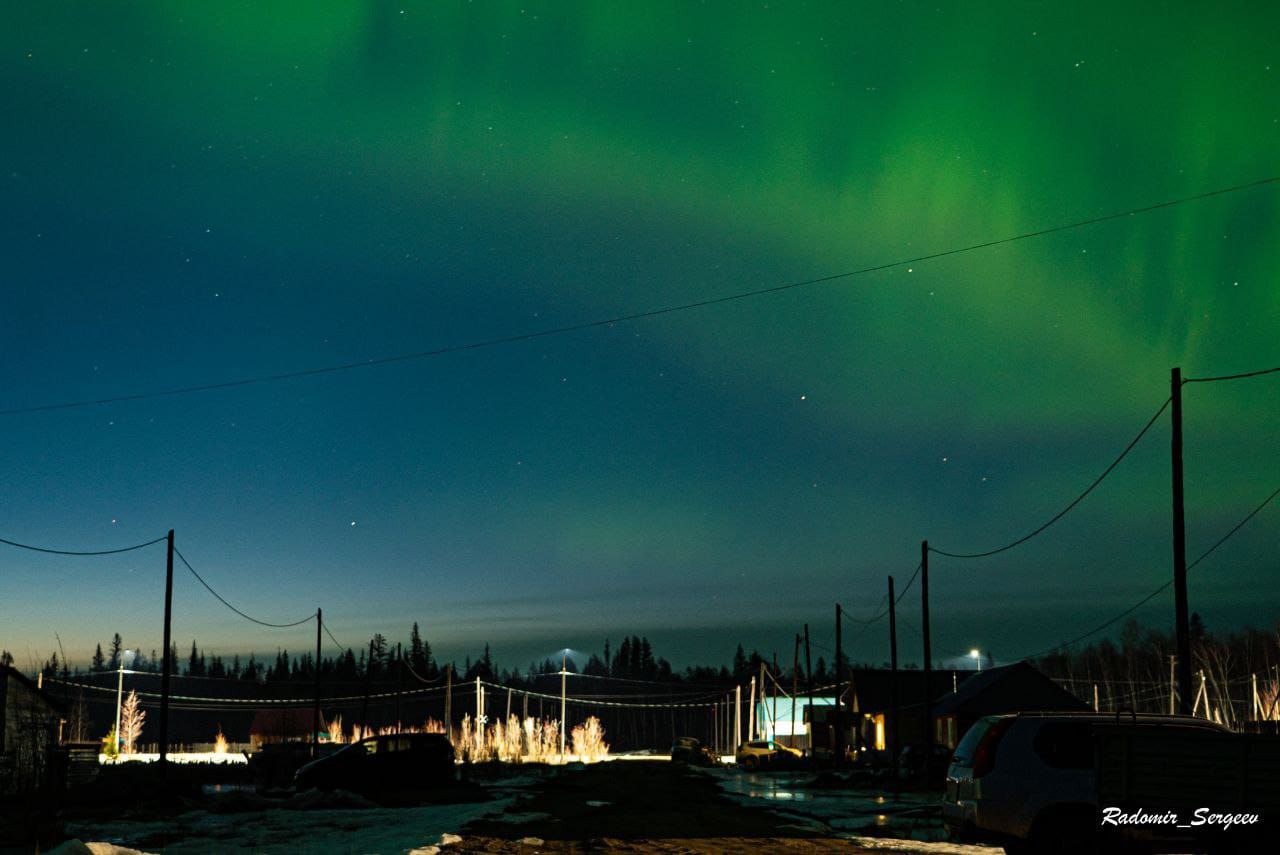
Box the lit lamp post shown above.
[114,649,137,754]
[969,649,982,673]
[559,650,568,760]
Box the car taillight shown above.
[971,717,1015,778]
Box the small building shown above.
[757,695,839,750]
[930,661,1089,749]
[0,666,65,794]
[249,707,319,749]
[848,668,972,752]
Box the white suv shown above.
[942,711,1226,854]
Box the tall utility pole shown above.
[921,540,933,781]
[114,659,126,754]
[1169,656,1177,716]
[748,675,756,740]
[734,684,741,749]
[790,634,800,749]
[158,529,175,768]
[834,603,844,768]
[560,651,567,758]
[804,623,814,752]
[1170,367,1193,715]
[444,665,453,742]
[888,575,899,789]
[770,655,778,743]
[360,645,373,738]
[313,608,322,758]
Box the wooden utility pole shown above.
[790,634,800,749]
[313,608,322,757]
[158,529,175,768]
[392,658,403,734]
[804,623,814,752]
[888,575,899,788]
[1169,656,1177,716]
[748,675,756,740]
[560,652,567,758]
[1171,367,1193,715]
[734,684,741,749]
[444,665,452,742]
[771,654,778,743]
[834,602,844,768]
[921,541,933,781]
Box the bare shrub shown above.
[326,715,345,745]
[119,690,145,755]
[571,716,609,762]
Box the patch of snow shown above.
[72,798,514,854]
[844,836,1002,854]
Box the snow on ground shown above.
[845,838,1003,854]
[702,767,992,849]
[67,798,515,854]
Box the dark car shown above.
[295,732,455,792]
[670,736,716,765]
[250,741,339,790]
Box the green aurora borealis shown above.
[1,1,1277,667]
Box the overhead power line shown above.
[321,619,349,652]
[2,177,1276,419]
[0,533,167,556]
[929,396,1172,559]
[1183,366,1280,384]
[174,547,317,629]
[1021,484,1280,661]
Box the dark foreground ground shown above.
[38,760,985,854]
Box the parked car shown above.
[671,736,716,765]
[249,741,339,790]
[295,732,455,792]
[896,743,952,780]
[735,739,803,770]
[943,712,1229,854]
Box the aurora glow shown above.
[1,1,1276,668]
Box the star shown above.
[350,521,357,527]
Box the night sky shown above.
[2,2,1277,672]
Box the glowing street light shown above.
[969,649,982,672]
[559,649,569,759]
[114,649,137,754]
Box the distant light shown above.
[970,649,980,658]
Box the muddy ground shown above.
[52,761,992,854]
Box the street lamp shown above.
[559,649,569,759]
[969,649,982,672]
[114,649,137,754]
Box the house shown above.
[847,667,973,752]
[0,665,65,794]
[929,661,1089,749]
[758,669,973,753]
